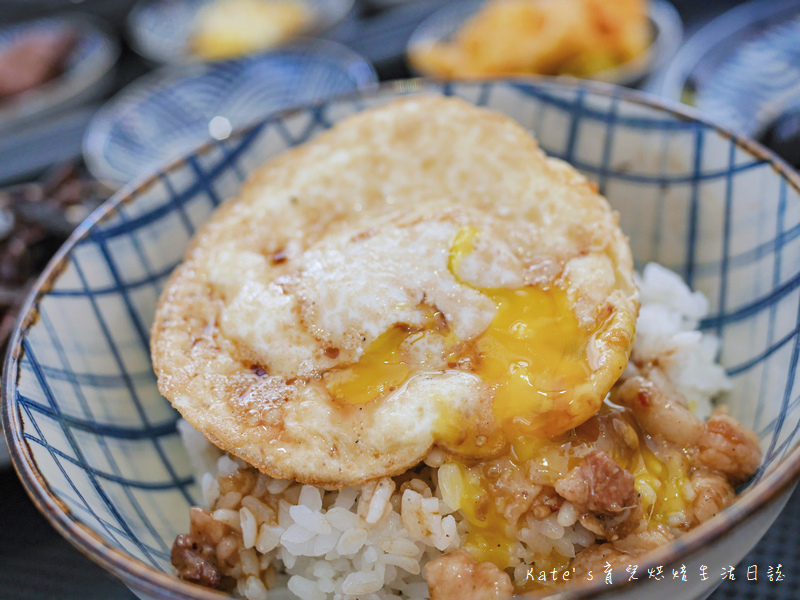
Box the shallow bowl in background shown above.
[82,39,377,188]
[127,0,354,65]
[650,0,800,136]
[406,0,682,87]
[0,14,119,133]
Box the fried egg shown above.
[151,96,639,488]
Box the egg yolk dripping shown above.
[325,226,629,575]
[439,401,693,580]
[326,226,604,443]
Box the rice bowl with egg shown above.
[150,96,761,599]
[7,78,795,600]
[170,262,748,600]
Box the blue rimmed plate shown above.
[0,14,119,133]
[651,0,800,136]
[82,39,377,188]
[406,0,683,86]
[127,0,354,64]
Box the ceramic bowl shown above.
[406,0,682,87]
[127,0,354,64]
[82,39,377,188]
[4,79,800,600]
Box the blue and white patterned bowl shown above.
[5,79,800,600]
[127,0,354,64]
[82,39,377,188]
[0,14,119,133]
[651,0,800,136]
[406,0,683,87]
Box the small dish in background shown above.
[0,163,108,469]
[650,0,800,135]
[83,40,377,188]
[0,15,119,133]
[406,0,682,87]
[127,0,355,64]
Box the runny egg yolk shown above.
[325,326,411,406]
[325,227,677,578]
[448,225,596,446]
[327,226,601,441]
[441,403,693,581]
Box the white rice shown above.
[176,263,729,599]
[628,263,730,417]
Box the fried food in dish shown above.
[189,0,311,60]
[409,0,650,79]
[151,95,639,489]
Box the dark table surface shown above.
[2,1,798,599]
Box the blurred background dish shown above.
[0,164,108,467]
[0,14,119,133]
[650,0,800,136]
[189,0,313,60]
[756,88,800,170]
[406,0,682,86]
[127,0,355,64]
[83,39,377,188]
[364,0,421,8]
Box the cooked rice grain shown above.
[176,264,737,599]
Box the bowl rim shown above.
[4,76,800,600]
[126,0,356,65]
[81,37,379,189]
[404,0,683,88]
